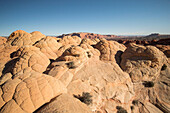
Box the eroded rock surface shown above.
[12,46,50,75]
[120,43,166,82]
[34,36,62,60]
[94,38,126,63]
[7,30,45,48]
[0,30,169,113]
[0,37,7,45]
[0,72,67,113]
[35,93,92,113]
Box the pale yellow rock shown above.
[34,36,62,59]
[0,99,25,113]
[12,46,50,75]
[80,38,97,45]
[59,46,88,61]
[56,44,72,57]
[0,45,18,77]
[67,58,134,112]
[59,35,81,46]
[0,37,7,45]
[35,93,92,113]
[0,71,67,113]
[7,30,32,47]
[30,31,46,44]
[120,43,167,82]
[80,43,100,59]
[144,102,163,113]
[0,73,12,85]
[94,38,126,63]
[7,30,45,48]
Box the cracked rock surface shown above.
[0,30,169,113]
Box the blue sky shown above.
[0,0,170,36]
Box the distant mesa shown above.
[148,33,160,37]
[57,32,116,39]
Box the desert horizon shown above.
[0,0,169,113]
[1,31,170,37]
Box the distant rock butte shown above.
[0,30,169,113]
[57,32,117,39]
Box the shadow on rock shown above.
[2,58,19,75]
[115,50,123,66]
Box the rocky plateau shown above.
[0,30,169,113]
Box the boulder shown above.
[67,58,134,112]
[0,45,18,77]
[30,31,46,44]
[7,30,45,48]
[58,46,88,61]
[34,36,62,60]
[120,43,167,82]
[80,38,98,45]
[35,93,92,113]
[80,43,100,59]
[94,38,126,63]
[58,36,81,46]
[12,46,50,75]
[0,71,67,113]
[48,62,73,87]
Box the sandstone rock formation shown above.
[94,38,126,64]
[0,45,18,77]
[12,46,50,75]
[0,37,7,45]
[34,36,62,60]
[120,43,166,82]
[0,72,67,113]
[7,30,45,48]
[35,94,92,113]
[58,35,81,46]
[0,30,169,113]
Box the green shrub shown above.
[116,106,127,113]
[74,92,93,105]
[66,61,76,69]
[86,51,91,58]
[132,100,139,106]
[143,81,154,87]
[161,64,167,71]
[130,106,134,110]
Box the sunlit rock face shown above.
[0,30,169,113]
[0,37,7,45]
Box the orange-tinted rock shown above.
[120,43,167,82]
[0,30,170,113]
[57,32,116,39]
[34,36,62,60]
[12,46,50,75]
[94,38,126,63]
[0,71,67,113]
[0,37,7,45]
[7,30,45,48]
[35,94,92,113]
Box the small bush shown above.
[132,100,139,106]
[143,81,154,87]
[73,54,80,57]
[130,106,134,110]
[74,92,93,105]
[86,51,91,58]
[116,106,127,113]
[66,61,76,69]
[161,64,167,71]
